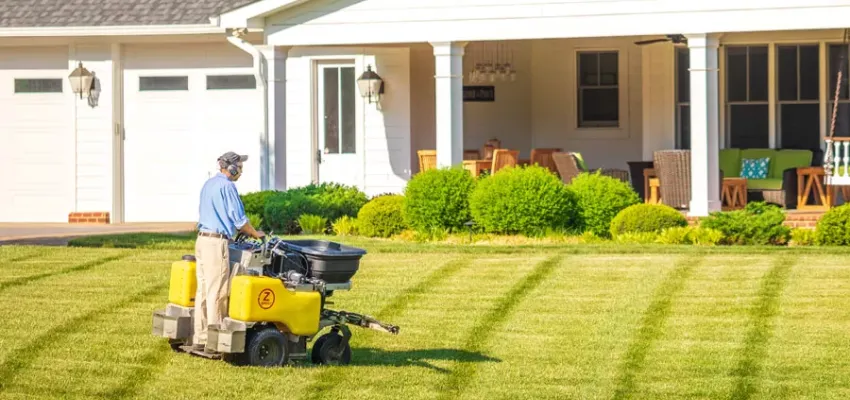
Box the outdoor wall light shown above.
[68,61,95,99]
[357,64,384,104]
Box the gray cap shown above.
[219,151,248,164]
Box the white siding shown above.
[641,43,676,160]
[0,46,75,222]
[265,0,850,46]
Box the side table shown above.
[722,178,747,210]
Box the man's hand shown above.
[239,222,265,240]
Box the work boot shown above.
[191,343,206,352]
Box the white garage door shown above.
[122,44,262,223]
[0,47,74,222]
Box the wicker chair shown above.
[491,149,519,174]
[551,152,630,184]
[652,150,691,209]
[530,148,562,175]
[417,150,437,173]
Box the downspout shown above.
[226,28,271,191]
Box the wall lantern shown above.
[68,62,94,99]
[357,65,384,104]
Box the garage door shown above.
[0,46,74,222]
[122,43,262,222]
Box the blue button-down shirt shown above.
[197,173,249,239]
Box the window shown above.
[318,65,356,154]
[139,76,188,91]
[777,44,820,149]
[675,48,690,150]
[828,44,850,138]
[14,78,62,93]
[206,75,256,90]
[577,51,619,127]
[726,45,769,148]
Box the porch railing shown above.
[824,137,850,186]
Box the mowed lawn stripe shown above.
[0,247,124,283]
[0,253,129,292]
[754,255,850,400]
[301,254,547,400]
[134,253,464,400]
[457,254,687,400]
[619,255,774,399]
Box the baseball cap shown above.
[219,151,248,164]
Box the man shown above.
[192,151,265,351]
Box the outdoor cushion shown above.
[745,178,783,191]
[741,157,770,179]
[771,149,812,178]
[739,148,776,165]
[719,148,742,178]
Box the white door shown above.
[0,47,74,222]
[317,63,359,185]
[122,44,261,222]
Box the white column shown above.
[258,45,289,190]
[431,41,467,168]
[687,33,722,216]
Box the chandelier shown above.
[468,41,517,84]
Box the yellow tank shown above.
[168,259,197,307]
[228,275,322,336]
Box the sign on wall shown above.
[463,85,495,102]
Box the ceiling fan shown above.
[634,34,687,46]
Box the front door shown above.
[317,63,359,185]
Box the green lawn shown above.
[1,239,850,399]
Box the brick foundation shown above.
[68,211,110,224]
[686,211,822,229]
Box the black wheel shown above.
[168,339,185,352]
[242,327,289,367]
[311,332,351,365]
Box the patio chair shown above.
[417,150,437,173]
[530,148,562,175]
[651,150,691,209]
[463,149,481,160]
[551,152,630,184]
[491,149,519,174]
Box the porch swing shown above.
[824,29,850,186]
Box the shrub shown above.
[700,202,791,245]
[687,226,725,246]
[403,167,476,233]
[247,213,263,231]
[332,215,359,236]
[613,232,658,244]
[241,190,279,229]
[610,203,689,237]
[814,204,850,246]
[655,226,724,246]
[357,195,407,238]
[568,172,641,237]
[790,227,817,247]
[315,183,369,223]
[261,183,367,234]
[298,214,328,235]
[263,191,322,234]
[468,165,578,235]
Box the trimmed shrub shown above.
[468,165,578,235]
[568,172,641,237]
[247,213,263,231]
[332,215,359,236]
[700,202,791,245]
[261,183,367,234]
[357,195,407,238]
[315,183,369,223]
[241,190,279,229]
[263,191,322,234]
[791,227,817,247]
[298,214,328,235]
[403,167,476,233]
[610,203,689,237]
[814,204,850,246]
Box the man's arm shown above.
[223,184,265,239]
[238,220,265,239]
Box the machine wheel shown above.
[311,332,351,365]
[242,327,289,367]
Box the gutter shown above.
[225,28,273,191]
[0,24,223,37]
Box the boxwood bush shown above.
[468,165,578,235]
[357,195,407,238]
[568,172,641,237]
[403,167,476,233]
[261,183,368,234]
[814,204,850,246]
[610,203,688,237]
[241,190,279,229]
[700,202,791,245]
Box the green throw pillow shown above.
[741,157,769,179]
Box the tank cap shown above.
[182,255,196,262]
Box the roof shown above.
[0,0,260,27]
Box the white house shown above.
[3,0,850,223]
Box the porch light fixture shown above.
[68,62,94,99]
[357,65,384,104]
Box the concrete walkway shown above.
[0,222,196,246]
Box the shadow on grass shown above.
[67,232,196,250]
[312,347,501,373]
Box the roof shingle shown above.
[0,0,258,27]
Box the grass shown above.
[1,237,850,399]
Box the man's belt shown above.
[198,231,228,240]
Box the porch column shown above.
[258,45,290,190]
[686,34,722,216]
[431,41,467,168]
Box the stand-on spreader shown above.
[151,235,399,367]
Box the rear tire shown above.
[241,327,289,367]
[311,332,351,365]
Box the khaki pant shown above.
[192,235,230,346]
